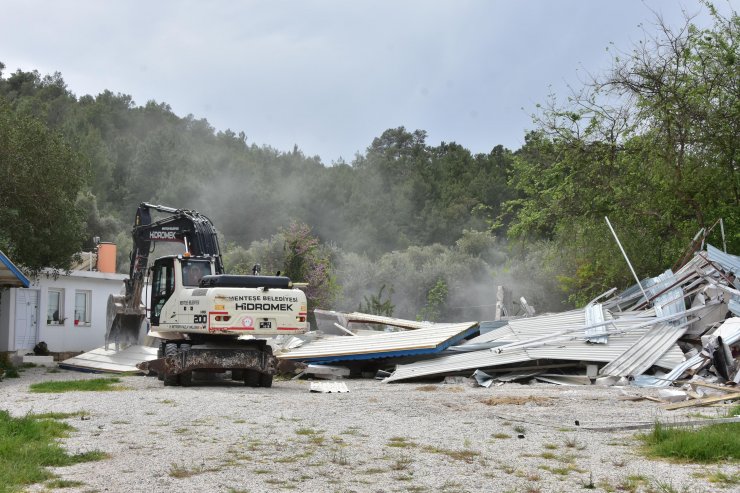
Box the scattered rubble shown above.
[278,244,740,409]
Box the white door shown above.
[14,289,39,350]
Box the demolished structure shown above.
[278,245,740,400]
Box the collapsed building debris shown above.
[278,321,480,364]
[278,245,740,406]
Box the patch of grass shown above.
[439,480,466,492]
[46,479,85,488]
[406,486,428,493]
[331,449,350,466]
[0,410,107,492]
[492,432,511,439]
[614,477,641,492]
[341,426,363,436]
[393,473,414,481]
[564,436,585,449]
[645,478,690,493]
[33,411,90,420]
[46,368,61,374]
[612,458,627,467]
[581,471,596,489]
[513,425,526,434]
[638,421,740,462]
[387,436,416,448]
[422,445,479,462]
[694,469,740,485]
[390,454,413,471]
[543,443,558,450]
[168,463,218,478]
[29,378,124,393]
[5,368,20,378]
[539,463,582,476]
[295,427,322,436]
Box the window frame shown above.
[74,290,92,326]
[47,289,65,325]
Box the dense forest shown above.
[0,7,737,321]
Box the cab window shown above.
[182,260,211,287]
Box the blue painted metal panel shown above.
[0,250,30,288]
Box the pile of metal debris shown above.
[277,245,740,408]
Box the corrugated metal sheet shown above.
[278,321,479,363]
[641,317,740,387]
[599,323,688,377]
[707,244,740,277]
[385,347,532,382]
[59,344,159,373]
[585,303,608,344]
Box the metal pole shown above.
[720,218,727,253]
[605,216,650,305]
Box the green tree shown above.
[282,222,339,311]
[417,279,448,322]
[0,100,88,272]
[358,284,395,317]
[506,6,739,305]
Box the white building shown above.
[0,269,127,354]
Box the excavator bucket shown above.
[105,293,146,349]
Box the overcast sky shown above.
[1,1,736,163]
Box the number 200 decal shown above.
[194,314,207,324]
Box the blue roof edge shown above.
[0,250,30,288]
[298,324,481,364]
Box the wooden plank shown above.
[663,391,740,410]
[688,381,739,393]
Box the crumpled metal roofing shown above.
[277,321,479,363]
[707,244,740,279]
[384,305,700,383]
[598,322,688,377]
[637,317,740,387]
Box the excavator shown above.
[106,203,308,386]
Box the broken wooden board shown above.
[663,391,740,410]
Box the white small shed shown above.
[0,269,127,354]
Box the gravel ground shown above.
[2,367,739,493]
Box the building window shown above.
[47,289,64,325]
[74,290,91,326]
